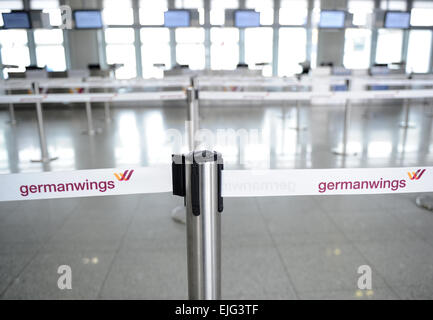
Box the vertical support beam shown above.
[306,0,314,64]
[430,31,433,73]
[401,0,412,69]
[168,0,177,67]
[369,0,381,67]
[23,0,37,66]
[239,0,246,64]
[204,0,211,70]
[132,0,143,78]
[272,0,280,76]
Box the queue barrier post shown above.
[399,98,415,129]
[172,150,223,300]
[31,82,58,163]
[186,87,199,150]
[82,87,102,135]
[332,79,357,156]
[416,195,433,212]
[290,78,307,131]
[170,87,199,224]
[7,89,17,125]
[104,87,112,124]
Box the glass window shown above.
[105,28,136,79]
[343,28,371,69]
[278,28,307,76]
[175,0,204,25]
[211,27,239,70]
[34,29,66,71]
[380,0,406,11]
[175,28,205,69]
[105,28,135,43]
[103,0,134,25]
[246,0,273,25]
[411,8,433,26]
[0,0,23,26]
[141,28,171,78]
[348,0,374,26]
[245,27,273,76]
[210,0,238,25]
[279,0,308,26]
[406,30,432,73]
[375,29,403,64]
[0,30,30,76]
[31,0,61,26]
[139,0,167,25]
[411,2,433,26]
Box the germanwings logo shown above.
[114,170,134,181]
[407,169,426,180]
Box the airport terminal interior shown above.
[1,0,433,300]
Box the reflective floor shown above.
[0,98,433,299]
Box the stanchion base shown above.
[332,147,358,156]
[399,122,416,129]
[289,125,307,131]
[416,195,433,212]
[171,205,186,224]
[31,156,58,163]
[82,128,103,136]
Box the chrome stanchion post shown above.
[332,79,357,156]
[104,87,111,124]
[172,150,223,300]
[171,86,199,224]
[399,98,415,128]
[416,195,433,212]
[83,87,102,135]
[186,87,199,150]
[7,89,17,125]
[290,78,306,131]
[31,82,58,163]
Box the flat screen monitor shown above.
[319,10,345,28]
[235,10,260,28]
[2,11,31,29]
[164,10,190,27]
[384,11,410,28]
[74,10,103,29]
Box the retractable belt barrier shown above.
[1,152,432,301]
[0,163,431,202]
[198,89,433,101]
[0,91,186,104]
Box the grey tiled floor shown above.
[0,99,433,299]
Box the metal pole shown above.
[332,80,356,156]
[290,78,307,131]
[104,87,111,124]
[82,87,101,135]
[85,101,95,135]
[171,87,200,224]
[31,82,57,163]
[7,89,17,125]
[186,87,199,150]
[290,100,307,131]
[184,150,222,300]
[400,99,415,128]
